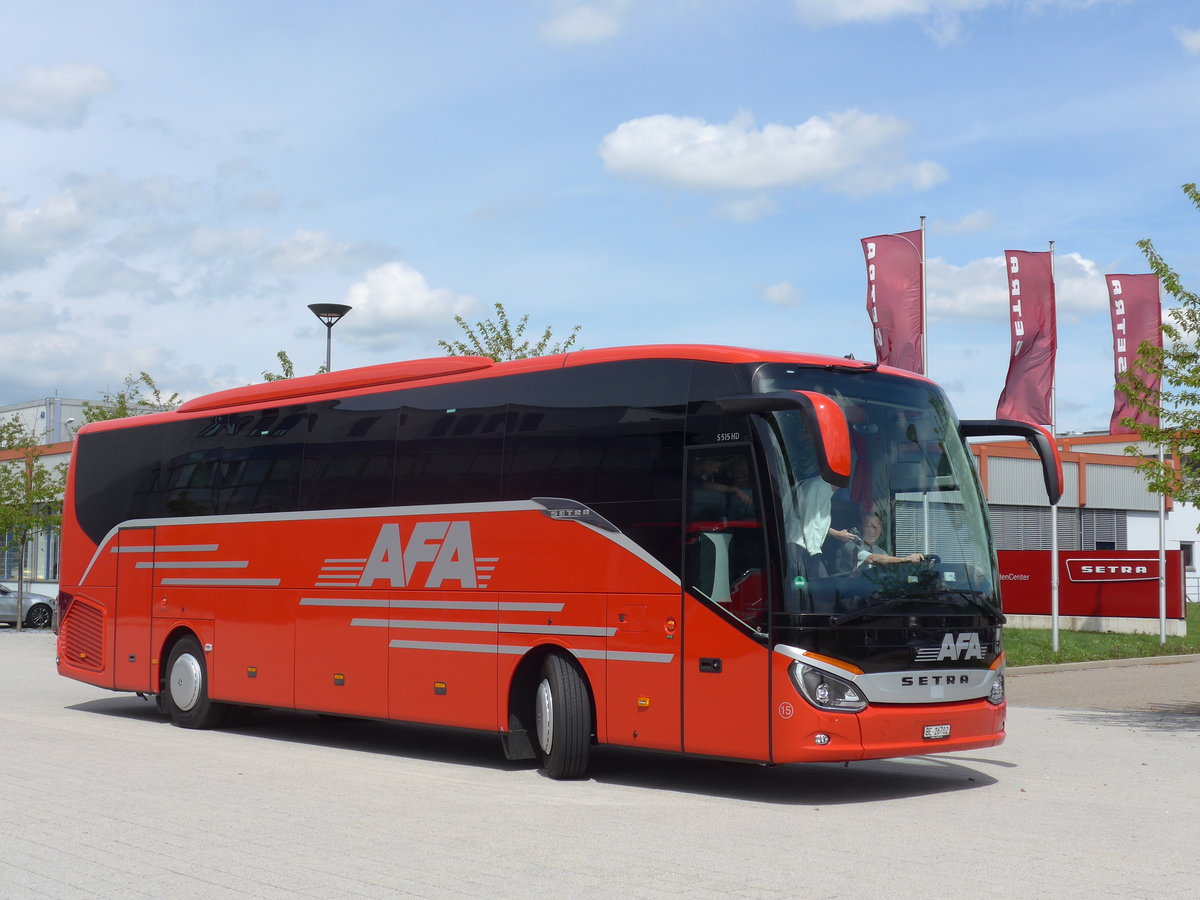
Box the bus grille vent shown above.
[61,598,105,672]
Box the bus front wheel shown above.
[162,636,229,729]
[534,653,590,779]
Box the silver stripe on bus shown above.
[80,498,681,589]
[386,639,673,664]
[300,598,391,607]
[353,618,496,631]
[390,640,496,653]
[160,578,282,586]
[113,544,220,554]
[351,619,613,638]
[503,624,616,637]
[298,597,566,612]
[571,649,676,664]
[136,560,249,569]
[81,501,546,583]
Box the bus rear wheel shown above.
[162,636,229,729]
[534,653,590,779]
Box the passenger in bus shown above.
[787,449,856,577]
[690,455,752,519]
[720,455,755,518]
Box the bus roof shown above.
[82,344,895,433]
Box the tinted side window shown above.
[300,399,399,510]
[394,385,506,506]
[502,361,690,574]
[157,406,308,517]
[73,424,168,543]
[394,407,505,506]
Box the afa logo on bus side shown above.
[359,521,484,589]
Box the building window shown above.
[1,526,59,583]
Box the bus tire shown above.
[162,636,229,729]
[534,653,590,779]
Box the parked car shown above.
[0,584,55,629]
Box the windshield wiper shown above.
[830,590,1004,627]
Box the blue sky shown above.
[1,0,1198,433]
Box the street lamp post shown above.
[307,303,352,372]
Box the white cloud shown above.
[927,255,1007,320]
[599,110,947,196]
[63,257,175,303]
[340,262,480,347]
[928,250,1108,322]
[792,0,999,44]
[179,226,393,285]
[793,0,1003,24]
[542,1,631,44]
[61,170,184,216]
[265,230,393,274]
[0,63,115,129]
[717,194,779,222]
[934,210,995,234]
[1052,251,1109,319]
[1174,26,1200,54]
[0,192,91,274]
[186,226,269,261]
[764,282,804,306]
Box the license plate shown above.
[923,724,951,740]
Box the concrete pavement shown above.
[2,629,1198,898]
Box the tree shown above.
[0,417,68,631]
[262,350,297,382]
[438,302,581,362]
[262,350,327,381]
[1117,182,1200,503]
[81,372,182,424]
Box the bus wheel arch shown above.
[159,631,229,729]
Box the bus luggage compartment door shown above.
[113,526,155,692]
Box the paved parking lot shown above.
[2,629,1198,898]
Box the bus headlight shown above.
[791,662,867,713]
[987,669,1005,706]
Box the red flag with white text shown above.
[996,250,1057,427]
[1107,274,1161,432]
[862,229,923,374]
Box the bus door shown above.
[681,446,771,761]
[113,526,156,693]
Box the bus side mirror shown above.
[717,391,851,488]
[959,419,1064,505]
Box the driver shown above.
[838,511,926,570]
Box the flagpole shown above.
[1048,241,1060,653]
[1159,443,1167,644]
[1157,277,1166,645]
[920,215,927,375]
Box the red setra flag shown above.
[996,250,1057,427]
[1107,273,1162,432]
[862,229,923,374]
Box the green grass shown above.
[1005,602,1200,667]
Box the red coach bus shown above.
[56,345,1061,778]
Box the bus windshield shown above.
[754,365,999,623]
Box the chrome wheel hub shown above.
[169,653,202,712]
[535,678,554,755]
